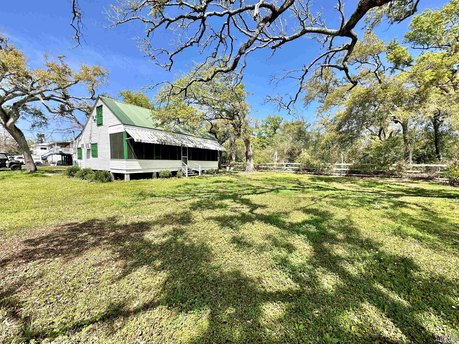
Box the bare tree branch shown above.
[71,0,83,45]
[110,0,421,103]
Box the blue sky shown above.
[0,0,449,141]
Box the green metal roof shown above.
[100,96,161,129]
[100,96,215,140]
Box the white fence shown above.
[257,162,301,172]
[332,163,447,177]
[224,162,448,177]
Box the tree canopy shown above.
[0,34,106,172]
[109,0,422,106]
[120,90,155,109]
[156,67,255,171]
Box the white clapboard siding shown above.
[74,99,122,171]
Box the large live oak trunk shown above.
[393,117,412,164]
[229,135,237,163]
[432,113,443,161]
[243,136,254,172]
[400,120,412,164]
[5,123,36,172]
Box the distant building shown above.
[73,96,224,180]
[31,141,73,165]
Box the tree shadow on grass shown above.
[175,176,459,342]
[307,175,459,200]
[253,175,459,252]
[1,215,274,342]
[151,175,457,341]
[210,206,458,342]
[1,175,458,342]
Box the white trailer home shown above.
[74,96,224,180]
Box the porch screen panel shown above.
[110,133,124,159]
[123,141,180,160]
[188,148,218,161]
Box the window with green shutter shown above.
[77,147,82,160]
[91,143,98,158]
[96,105,103,126]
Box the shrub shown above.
[75,168,94,180]
[159,170,172,178]
[91,170,112,183]
[65,165,80,177]
[381,160,410,177]
[296,151,331,173]
[205,168,219,175]
[442,165,459,187]
[357,137,404,173]
[176,170,183,178]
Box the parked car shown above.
[13,155,25,164]
[32,155,43,166]
[0,153,22,170]
[12,155,43,166]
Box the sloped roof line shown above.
[125,125,225,151]
[99,96,217,142]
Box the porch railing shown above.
[182,161,202,177]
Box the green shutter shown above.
[96,106,103,126]
[123,131,128,159]
[77,147,82,160]
[91,143,98,158]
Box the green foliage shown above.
[296,151,331,173]
[205,168,219,175]
[156,67,249,129]
[357,137,404,171]
[119,90,154,109]
[405,0,459,50]
[442,165,459,186]
[65,167,111,183]
[176,170,183,178]
[254,115,283,148]
[386,41,413,69]
[65,166,80,178]
[252,146,274,165]
[274,121,312,163]
[159,170,172,178]
[90,170,112,183]
[0,35,107,173]
[302,0,459,168]
[74,168,94,180]
[156,66,253,171]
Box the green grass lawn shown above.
[1,169,458,343]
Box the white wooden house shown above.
[74,96,224,180]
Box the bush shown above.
[443,165,459,187]
[75,168,94,180]
[91,170,112,183]
[65,165,80,177]
[205,168,219,175]
[297,151,331,173]
[357,137,404,172]
[176,170,183,178]
[159,170,172,178]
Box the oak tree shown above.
[157,68,255,171]
[0,34,106,172]
[110,0,421,104]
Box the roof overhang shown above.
[124,126,225,151]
